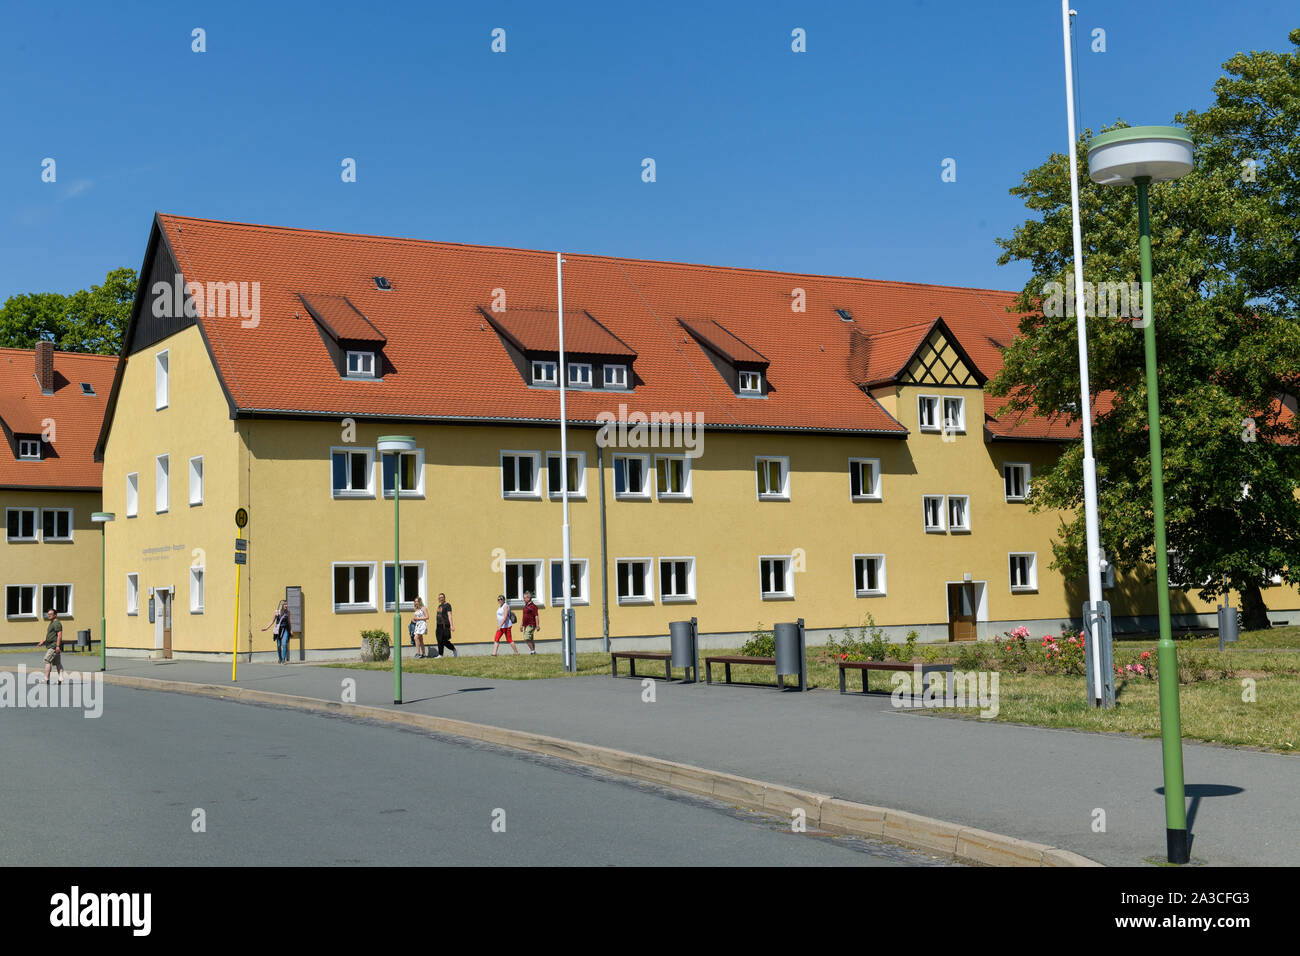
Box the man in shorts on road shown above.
[520,590,540,655]
[37,608,65,684]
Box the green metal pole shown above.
[99,525,107,672]
[393,457,403,704]
[1136,177,1189,863]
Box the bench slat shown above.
[704,655,775,665]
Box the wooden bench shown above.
[705,655,802,690]
[839,660,953,696]
[611,650,672,681]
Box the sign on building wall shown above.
[286,586,303,635]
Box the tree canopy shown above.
[0,266,136,355]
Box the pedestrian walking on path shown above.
[434,592,457,658]
[412,596,430,658]
[493,595,518,655]
[37,608,65,683]
[261,600,292,664]
[519,590,540,655]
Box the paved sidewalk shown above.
[10,652,1297,865]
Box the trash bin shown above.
[1217,605,1239,650]
[77,629,91,652]
[773,620,807,691]
[669,618,698,682]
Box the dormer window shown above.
[346,351,376,378]
[17,439,40,460]
[739,370,762,394]
[604,364,628,389]
[532,360,558,385]
[568,363,592,388]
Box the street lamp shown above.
[1088,124,1195,865]
[90,512,114,672]
[378,435,415,704]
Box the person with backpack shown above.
[493,594,518,656]
[261,600,292,663]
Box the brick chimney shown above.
[35,341,55,394]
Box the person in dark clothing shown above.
[37,609,64,683]
[519,590,540,655]
[261,600,292,663]
[434,592,458,658]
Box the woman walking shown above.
[434,592,458,658]
[412,596,430,658]
[261,599,292,664]
[493,594,519,656]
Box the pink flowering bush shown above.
[1042,628,1087,676]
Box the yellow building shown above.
[92,214,1300,659]
[2,344,117,648]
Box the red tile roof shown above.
[0,347,117,489]
[298,294,386,344]
[139,213,1066,438]
[851,320,937,387]
[678,318,769,365]
[484,308,636,357]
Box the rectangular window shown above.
[18,438,40,459]
[189,568,204,613]
[156,455,170,513]
[849,458,882,501]
[546,452,585,498]
[655,455,691,499]
[1004,463,1030,502]
[947,495,971,532]
[383,561,426,611]
[126,573,139,616]
[613,454,650,499]
[382,450,425,497]
[659,557,696,602]
[531,360,558,385]
[504,560,543,604]
[6,508,37,542]
[943,397,966,433]
[760,556,794,599]
[739,370,762,394]
[126,473,139,518]
[603,364,628,389]
[41,508,72,542]
[854,555,887,596]
[923,495,945,532]
[1010,553,1038,592]
[6,585,36,618]
[567,363,593,387]
[616,559,653,604]
[189,456,204,506]
[549,559,588,606]
[756,456,790,500]
[345,351,376,377]
[156,350,169,409]
[331,447,375,498]
[918,395,939,431]
[501,451,541,498]
[42,584,72,616]
[332,563,377,611]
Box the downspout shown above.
[598,442,610,651]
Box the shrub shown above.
[955,642,988,670]
[362,628,391,662]
[741,624,775,658]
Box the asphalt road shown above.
[0,685,937,866]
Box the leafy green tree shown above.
[992,30,1300,630]
[0,267,136,355]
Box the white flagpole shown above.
[557,253,575,671]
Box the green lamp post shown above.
[90,512,115,671]
[1088,125,1195,864]
[378,435,415,704]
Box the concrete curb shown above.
[12,667,1100,867]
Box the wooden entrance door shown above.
[161,590,173,659]
[947,583,977,642]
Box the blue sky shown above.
[1,0,1294,300]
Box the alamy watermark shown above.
[151,273,260,328]
[890,665,999,718]
[1,665,103,718]
[595,403,704,457]
[1041,278,1143,322]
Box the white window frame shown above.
[189,567,205,614]
[1009,553,1038,592]
[654,454,692,500]
[548,558,589,606]
[612,453,651,500]
[923,495,946,533]
[383,560,427,612]
[546,451,587,499]
[504,559,545,606]
[942,396,966,434]
[658,556,696,603]
[41,508,73,542]
[331,446,376,499]
[41,583,73,617]
[126,573,139,616]
[755,456,790,500]
[382,449,426,499]
[126,472,139,518]
[917,394,940,432]
[6,507,38,542]
[759,555,795,600]
[567,362,593,388]
[615,558,654,605]
[156,454,170,514]
[5,584,37,619]
[189,456,204,506]
[155,350,169,410]
[332,562,379,612]
[738,370,762,394]
[531,360,558,385]
[345,350,376,378]
[849,458,882,501]
[501,451,542,499]
[17,438,40,460]
[1004,462,1031,502]
[603,364,628,389]
[853,554,887,597]
[947,494,971,533]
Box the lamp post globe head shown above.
[90,512,116,523]
[1087,125,1194,186]
[376,435,416,453]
